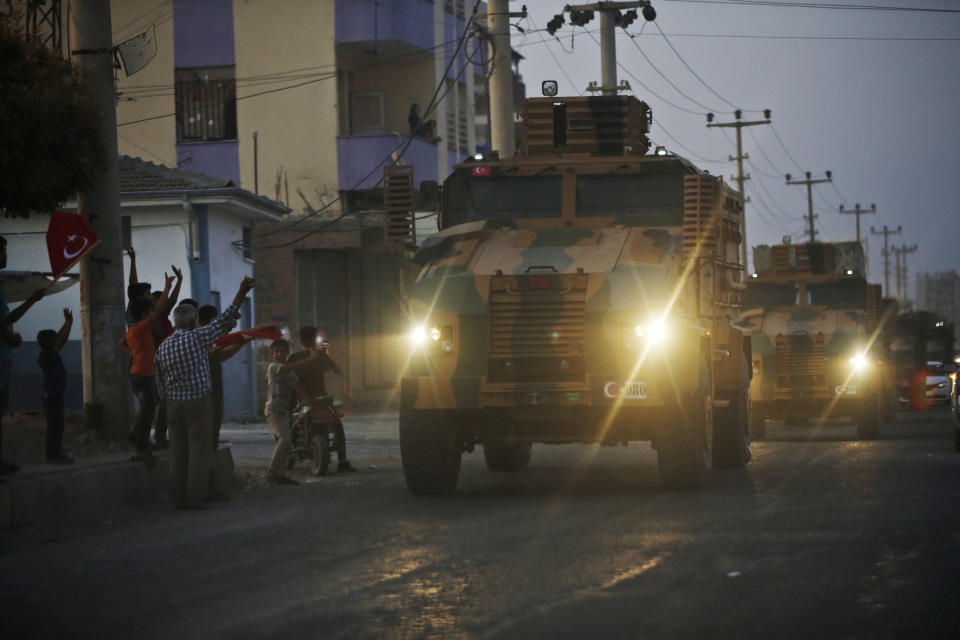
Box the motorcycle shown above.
[287,396,344,476]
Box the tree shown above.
[0,12,106,218]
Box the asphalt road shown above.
[2,408,959,639]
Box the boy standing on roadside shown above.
[37,309,74,464]
[264,339,318,485]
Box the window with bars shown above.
[175,66,238,142]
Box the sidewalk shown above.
[0,448,235,529]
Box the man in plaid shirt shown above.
[155,276,255,509]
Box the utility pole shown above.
[870,224,903,298]
[893,243,918,303]
[838,202,875,245]
[707,109,771,271]
[563,2,656,95]
[893,246,903,300]
[486,0,522,159]
[70,0,129,438]
[786,171,832,243]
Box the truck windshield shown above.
[576,173,684,225]
[807,282,866,308]
[444,174,562,224]
[745,284,798,308]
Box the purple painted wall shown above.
[173,0,239,185]
[335,0,433,51]
[174,0,235,68]
[337,135,439,190]
[177,142,241,186]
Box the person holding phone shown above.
[288,325,355,473]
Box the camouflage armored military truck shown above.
[399,95,753,494]
[738,241,895,440]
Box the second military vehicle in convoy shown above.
[399,95,754,494]
[738,241,895,439]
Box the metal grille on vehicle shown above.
[775,333,826,391]
[487,275,586,383]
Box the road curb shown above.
[0,447,235,529]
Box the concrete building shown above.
[1,156,287,417]
[916,270,960,340]
[113,0,504,207]
[108,0,525,407]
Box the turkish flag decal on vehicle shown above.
[46,211,99,277]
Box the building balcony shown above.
[335,0,435,53]
[337,134,439,191]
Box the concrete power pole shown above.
[870,224,903,298]
[786,171,832,243]
[894,244,918,304]
[70,0,130,438]
[707,109,771,271]
[486,0,517,159]
[565,2,655,94]
[838,202,876,245]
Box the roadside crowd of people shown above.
[0,235,354,506]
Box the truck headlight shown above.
[633,320,668,343]
[410,326,427,346]
[848,353,868,371]
[411,325,454,353]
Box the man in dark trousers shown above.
[154,276,254,509]
[289,326,356,473]
[36,309,74,464]
[1,235,45,477]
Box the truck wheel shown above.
[856,394,883,440]
[713,358,752,469]
[658,356,713,489]
[483,443,532,472]
[399,410,461,495]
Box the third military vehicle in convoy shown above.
[738,241,895,439]
[398,95,753,494]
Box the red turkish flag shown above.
[46,211,99,278]
[213,328,283,349]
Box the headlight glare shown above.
[848,353,868,371]
[410,326,426,345]
[429,327,442,342]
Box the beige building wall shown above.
[111,0,178,167]
[233,0,339,211]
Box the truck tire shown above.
[658,356,713,489]
[399,410,461,495]
[483,442,532,472]
[856,393,883,440]
[713,358,752,469]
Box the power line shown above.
[659,0,960,13]
[651,19,764,113]
[589,29,707,116]
[526,15,583,96]
[652,118,727,163]
[117,37,463,127]
[770,123,806,172]
[111,0,170,39]
[623,25,728,114]
[245,1,484,250]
